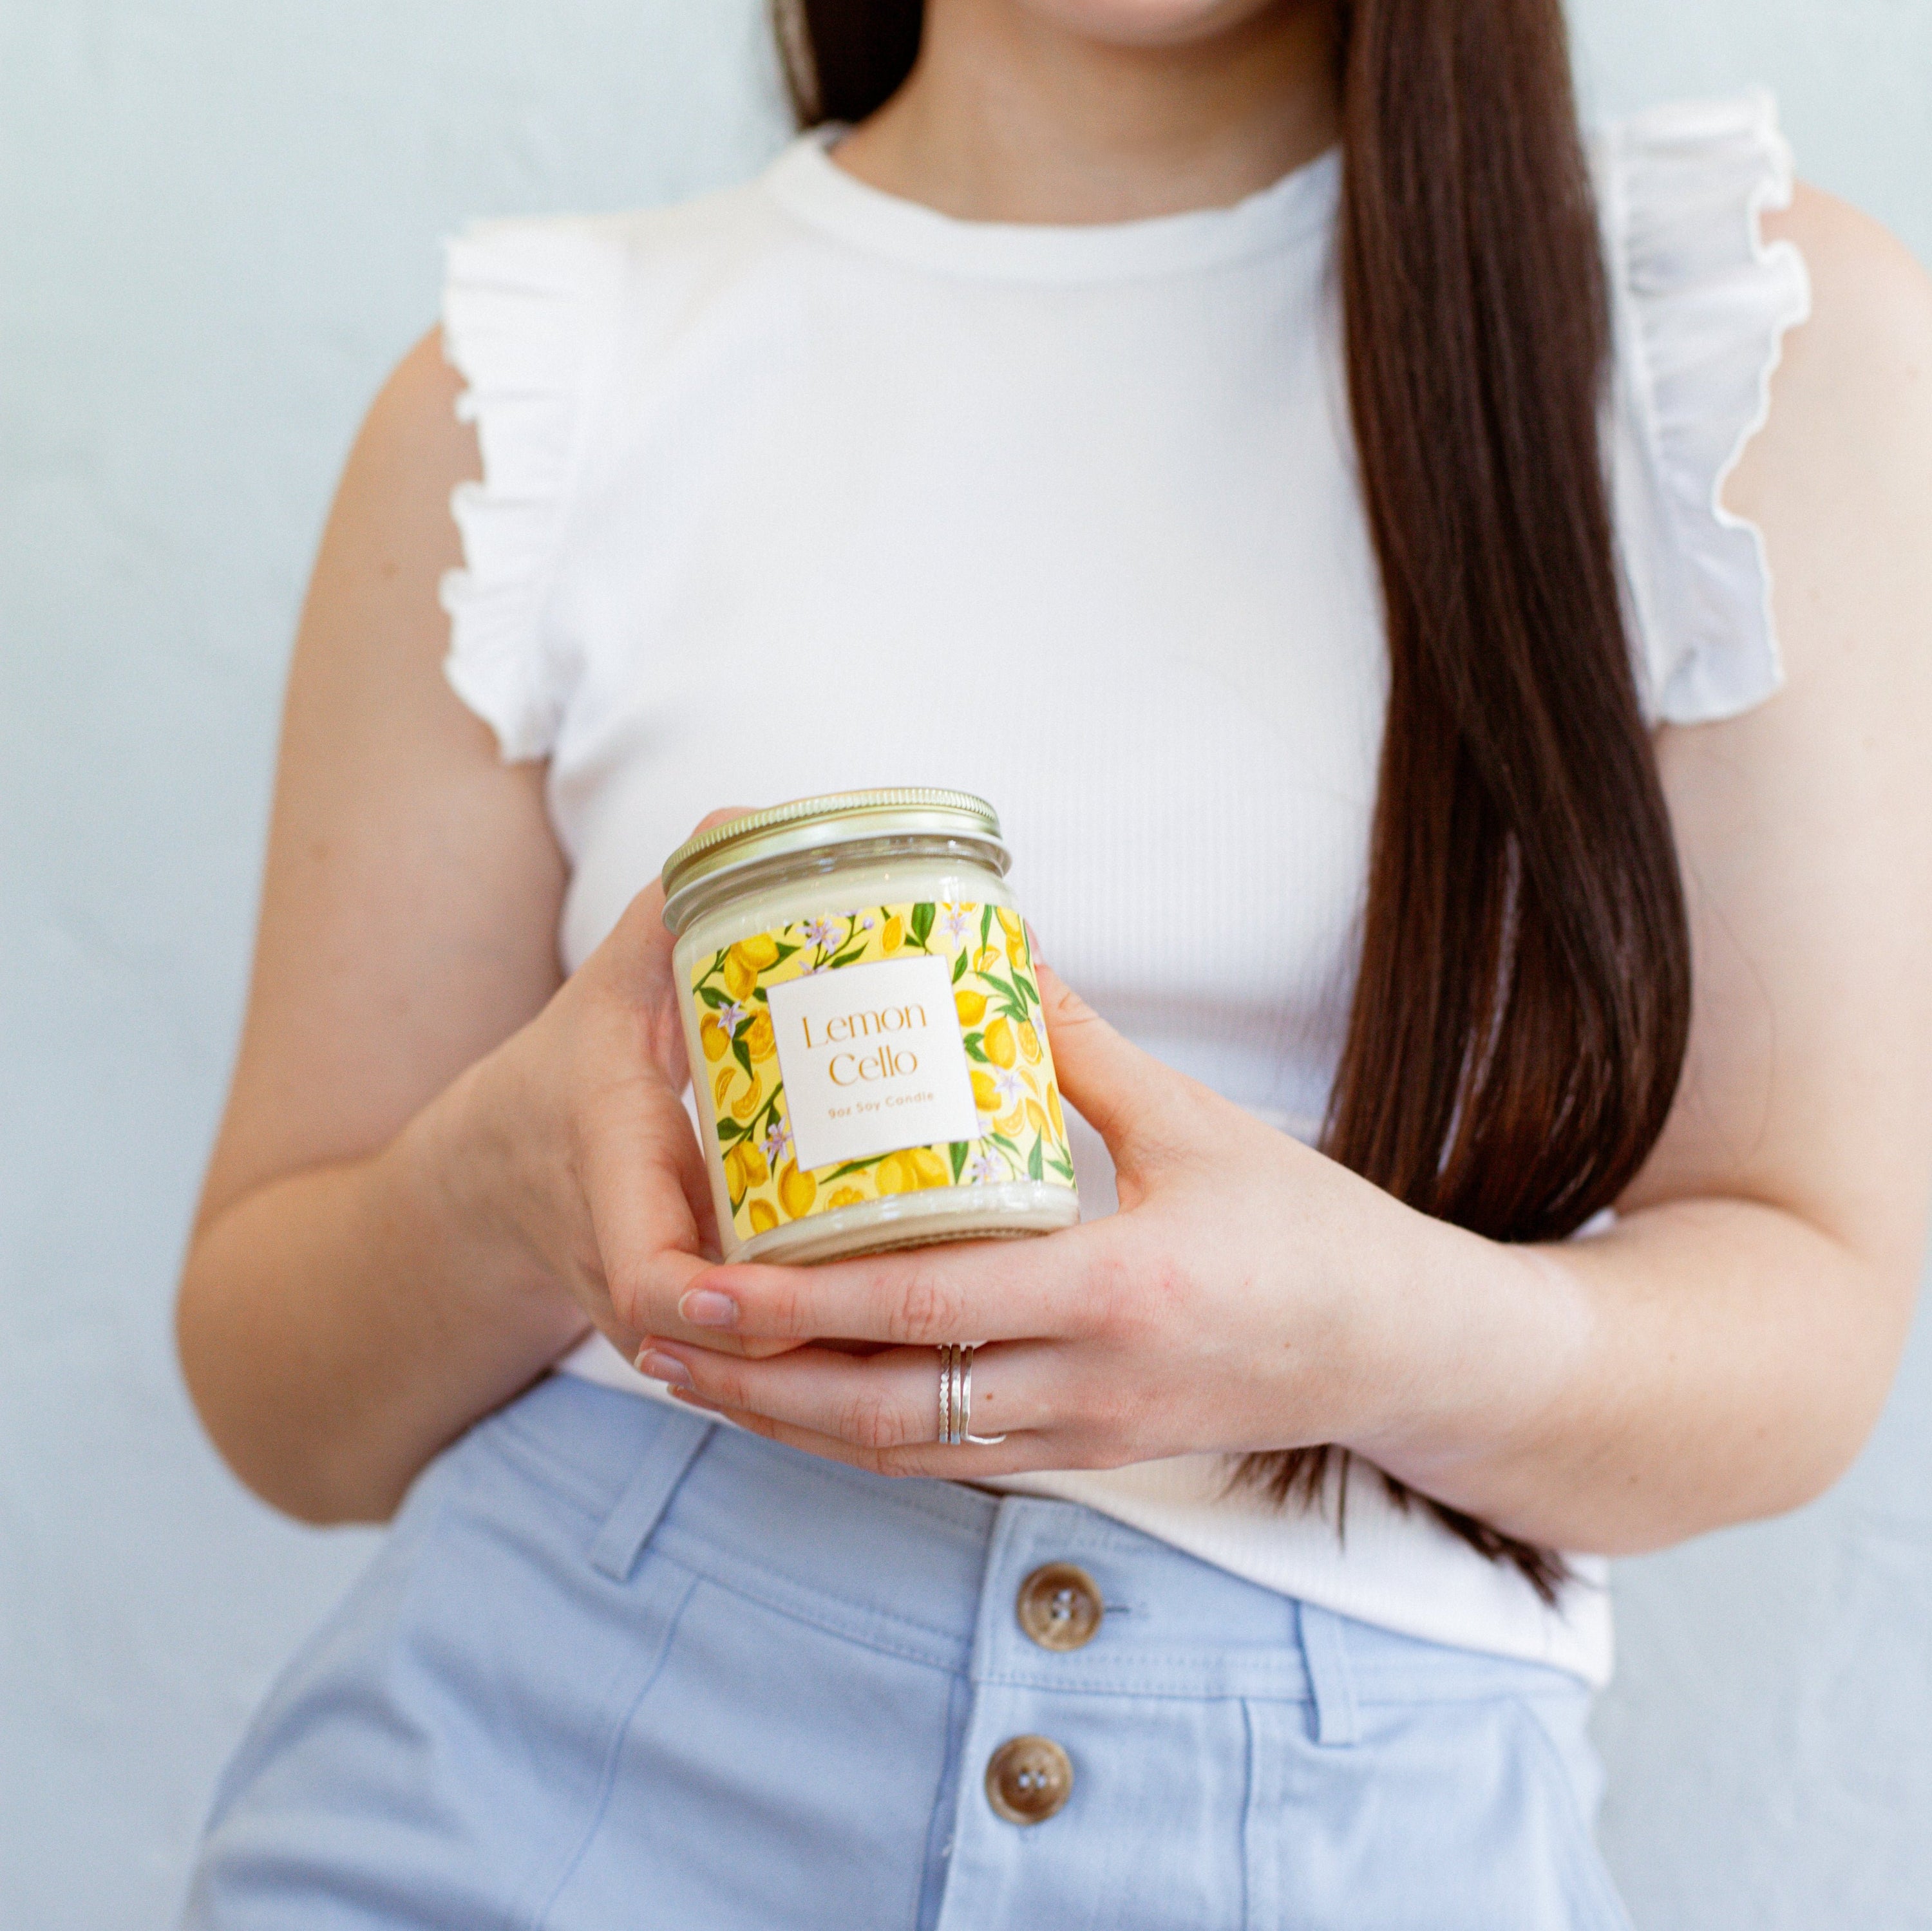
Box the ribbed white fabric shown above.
[440,93,1808,1688]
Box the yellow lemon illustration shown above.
[748,1198,779,1235]
[906,1147,949,1189]
[721,934,780,1000]
[701,1015,731,1061]
[730,1079,764,1123]
[1026,1099,1050,1140]
[827,1185,866,1209]
[954,988,988,1028]
[743,1010,776,1062]
[712,1066,739,1111]
[995,907,1025,950]
[881,914,902,954]
[778,1161,817,1219]
[995,1106,1026,1140]
[1047,1081,1065,1140]
[724,1139,770,1201]
[971,1069,999,1114]
[984,1017,1016,1068]
[1018,1021,1041,1064]
[974,946,1001,974]
[876,1147,948,1194]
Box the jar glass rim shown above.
[660,787,1008,921]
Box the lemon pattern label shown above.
[692,901,1077,1245]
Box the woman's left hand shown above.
[634,964,1459,1478]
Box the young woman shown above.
[177,1,1932,1925]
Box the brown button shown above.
[1016,1562,1103,1652]
[985,1734,1074,1825]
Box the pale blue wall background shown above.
[2,3,1927,1925]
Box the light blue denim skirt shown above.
[182,1375,1632,1930]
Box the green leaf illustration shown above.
[980,905,994,945]
[819,1158,878,1182]
[963,1031,989,1064]
[951,948,969,983]
[1028,1137,1045,1182]
[910,901,936,947]
[732,1035,753,1080]
[949,1140,969,1183]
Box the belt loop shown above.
[590,1408,717,1582]
[1296,1600,1360,1748]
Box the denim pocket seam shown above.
[508,1562,703,1931]
[1514,1695,1638,1931]
[478,1412,616,1520]
[646,1526,970,1675]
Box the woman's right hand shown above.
[178,335,792,1523]
[446,818,802,1368]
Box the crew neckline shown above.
[764,125,1341,283]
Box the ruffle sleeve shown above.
[439,217,609,762]
[1598,89,1812,726]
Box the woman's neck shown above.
[830,0,1341,225]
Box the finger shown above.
[661,1391,1057,1483]
[674,1218,1114,1346]
[633,1339,1057,1449]
[581,1120,805,1361]
[602,809,756,1083]
[1034,962,1188,1183]
[578,1079,723,1340]
[688,804,756,838]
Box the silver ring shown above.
[937,1343,1006,1447]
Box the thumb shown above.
[607,805,762,1078]
[1034,961,1182,1182]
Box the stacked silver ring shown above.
[938,1344,1005,1447]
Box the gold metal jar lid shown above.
[661,787,1009,930]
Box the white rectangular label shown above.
[766,956,978,1173]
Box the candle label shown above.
[690,901,1076,1245]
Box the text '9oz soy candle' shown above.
[661,789,1080,1265]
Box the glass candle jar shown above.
[662,789,1081,1265]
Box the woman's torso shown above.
[439,99,1808,1686]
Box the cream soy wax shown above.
[661,789,1079,1265]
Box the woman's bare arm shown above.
[178,333,574,1521]
[178,333,721,1524]
[1348,184,1932,1546]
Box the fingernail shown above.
[678,1288,739,1329]
[634,1348,694,1389]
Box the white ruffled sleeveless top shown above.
[440,93,1808,1686]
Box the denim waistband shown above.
[479,1372,1585,1720]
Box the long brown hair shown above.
[775,0,1690,1599]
